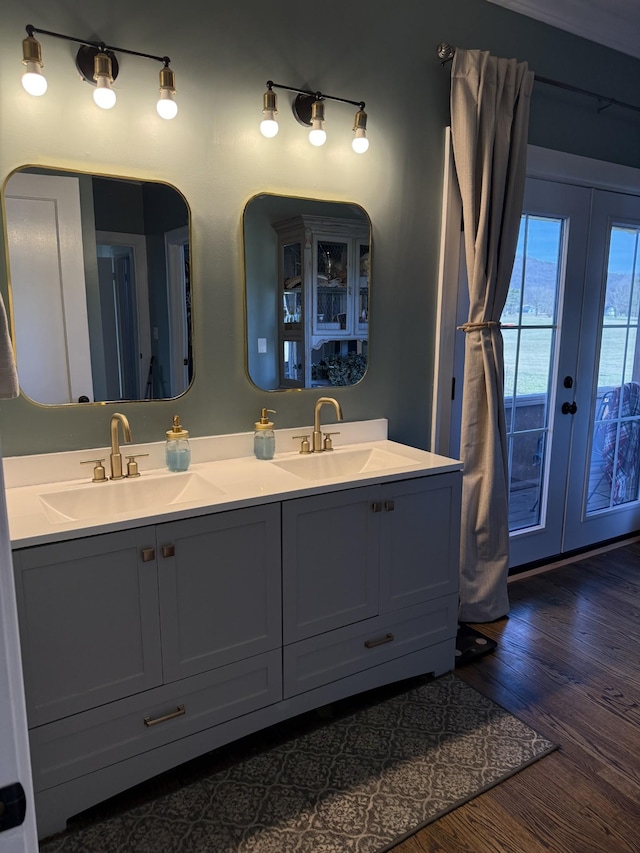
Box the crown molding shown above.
[485,0,640,60]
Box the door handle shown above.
[561,401,577,415]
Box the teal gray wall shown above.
[1,0,639,456]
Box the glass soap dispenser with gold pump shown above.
[166,415,191,472]
[254,408,276,460]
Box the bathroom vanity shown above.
[4,420,462,838]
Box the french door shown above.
[443,166,640,569]
[505,180,640,566]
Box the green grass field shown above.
[502,317,636,397]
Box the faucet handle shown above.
[292,434,311,454]
[81,458,107,482]
[323,431,340,451]
[125,453,149,478]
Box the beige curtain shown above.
[451,49,534,622]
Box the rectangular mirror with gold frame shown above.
[243,193,371,391]
[2,166,192,405]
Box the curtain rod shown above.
[436,43,640,115]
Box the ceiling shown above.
[486,0,640,60]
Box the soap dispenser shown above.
[254,408,276,460]
[166,415,191,472]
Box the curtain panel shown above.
[451,48,534,622]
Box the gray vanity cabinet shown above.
[13,471,461,839]
[281,473,461,699]
[12,527,163,728]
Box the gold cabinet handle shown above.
[385,500,395,512]
[162,544,175,558]
[141,548,156,562]
[364,632,395,649]
[144,704,185,727]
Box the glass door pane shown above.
[502,214,564,532]
[315,239,349,335]
[587,224,640,513]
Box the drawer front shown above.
[30,650,282,792]
[283,594,458,699]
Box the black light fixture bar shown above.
[266,80,365,111]
[26,24,171,67]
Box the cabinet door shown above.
[282,486,380,643]
[379,473,461,613]
[13,528,162,727]
[158,504,282,682]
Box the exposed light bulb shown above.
[22,63,48,96]
[157,92,178,119]
[352,129,369,154]
[308,99,326,146]
[157,94,177,119]
[93,76,116,109]
[157,66,177,119]
[260,87,279,137]
[92,51,116,109]
[308,122,326,146]
[21,35,47,96]
[352,108,369,153]
[260,114,279,137]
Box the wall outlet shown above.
[257,338,267,353]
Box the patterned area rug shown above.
[40,673,555,853]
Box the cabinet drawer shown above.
[283,594,458,699]
[30,649,282,792]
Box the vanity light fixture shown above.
[260,83,279,137]
[21,31,47,95]
[260,81,369,153]
[20,25,178,119]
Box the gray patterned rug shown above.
[40,673,555,853]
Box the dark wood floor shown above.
[395,539,640,853]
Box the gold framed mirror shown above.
[244,193,371,391]
[2,166,192,405]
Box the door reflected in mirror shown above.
[3,166,193,405]
[243,193,371,391]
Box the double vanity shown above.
[4,417,462,838]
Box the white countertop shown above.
[3,420,462,548]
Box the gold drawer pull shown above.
[385,500,395,511]
[141,548,156,562]
[162,544,175,558]
[144,704,185,727]
[364,632,395,649]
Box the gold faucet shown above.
[109,413,132,479]
[312,397,343,452]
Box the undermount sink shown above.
[39,473,224,522]
[271,447,414,482]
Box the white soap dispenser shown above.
[254,408,276,460]
[166,415,191,472]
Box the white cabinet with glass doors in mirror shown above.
[243,194,370,391]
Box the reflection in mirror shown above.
[244,194,370,391]
[3,166,192,405]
